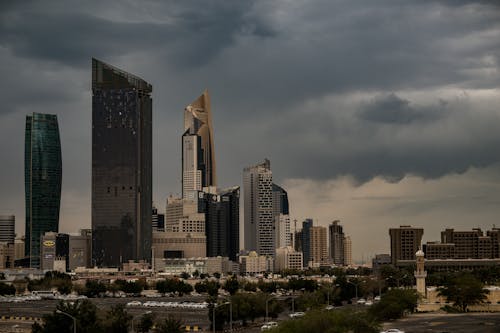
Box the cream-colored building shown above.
[343,236,352,266]
[0,242,14,269]
[239,251,272,274]
[275,246,303,271]
[153,231,206,259]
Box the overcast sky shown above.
[1,0,500,262]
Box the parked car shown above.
[126,301,142,307]
[380,329,405,333]
[289,312,305,319]
[261,322,278,331]
[356,298,366,305]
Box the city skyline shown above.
[1,1,500,260]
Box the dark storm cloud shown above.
[357,93,446,124]
[0,1,271,68]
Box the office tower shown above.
[344,235,352,266]
[310,226,328,267]
[487,228,500,258]
[25,113,62,268]
[243,159,274,256]
[275,246,303,271]
[41,230,91,271]
[0,215,15,244]
[441,228,490,259]
[182,90,216,198]
[389,225,424,265]
[92,58,152,267]
[201,186,240,261]
[301,219,313,266]
[329,220,345,265]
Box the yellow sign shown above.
[43,240,55,247]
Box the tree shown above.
[369,289,418,321]
[84,280,107,297]
[437,273,489,312]
[0,282,16,295]
[32,300,103,333]
[223,276,240,295]
[102,304,132,333]
[136,312,155,333]
[155,315,183,333]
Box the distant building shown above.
[275,246,303,271]
[92,58,152,267]
[152,231,206,259]
[239,251,272,274]
[389,225,424,265]
[310,226,328,267]
[200,186,240,261]
[301,219,313,266]
[154,256,234,276]
[14,237,25,261]
[0,242,14,269]
[152,206,165,232]
[0,215,15,244]
[343,235,353,266]
[372,254,391,274]
[329,220,344,266]
[182,90,216,199]
[41,230,91,271]
[243,159,274,256]
[25,113,62,268]
[275,214,291,248]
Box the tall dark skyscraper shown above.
[301,218,313,267]
[92,58,152,267]
[201,187,240,261]
[25,113,62,268]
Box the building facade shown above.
[343,235,353,266]
[310,226,328,267]
[389,225,424,265]
[275,246,303,271]
[201,186,240,261]
[301,219,313,266]
[182,90,216,198]
[91,58,152,267]
[329,220,345,266]
[0,215,15,244]
[25,113,62,268]
[243,159,274,256]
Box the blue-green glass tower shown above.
[25,113,62,268]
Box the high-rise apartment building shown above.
[91,58,152,267]
[182,90,216,199]
[310,226,328,267]
[343,235,352,266]
[329,220,345,266]
[200,186,240,261]
[243,159,274,256]
[441,228,487,259]
[389,225,424,265]
[0,215,15,244]
[25,113,62,268]
[487,228,500,258]
[301,219,313,266]
[275,214,291,248]
[272,184,289,217]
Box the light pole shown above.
[347,280,363,300]
[56,310,76,333]
[265,296,277,322]
[131,310,152,333]
[326,284,340,306]
[213,301,230,333]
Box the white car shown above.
[374,296,381,302]
[289,312,305,318]
[356,298,366,305]
[365,300,373,306]
[261,322,278,331]
[381,329,405,333]
[126,301,142,307]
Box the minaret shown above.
[414,249,427,297]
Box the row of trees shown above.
[32,300,185,333]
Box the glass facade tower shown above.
[92,58,152,267]
[25,113,62,268]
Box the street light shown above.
[213,301,231,333]
[326,284,340,306]
[131,310,152,333]
[56,310,77,333]
[347,280,364,300]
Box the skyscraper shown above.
[25,113,62,268]
[92,58,152,267]
[243,159,274,256]
[201,186,240,260]
[329,220,345,265]
[183,90,216,198]
[301,218,313,266]
[310,226,328,267]
[343,235,353,266]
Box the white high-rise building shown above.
[275,214,291,248]
[182,134,203,199]
[243,159,274,256]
